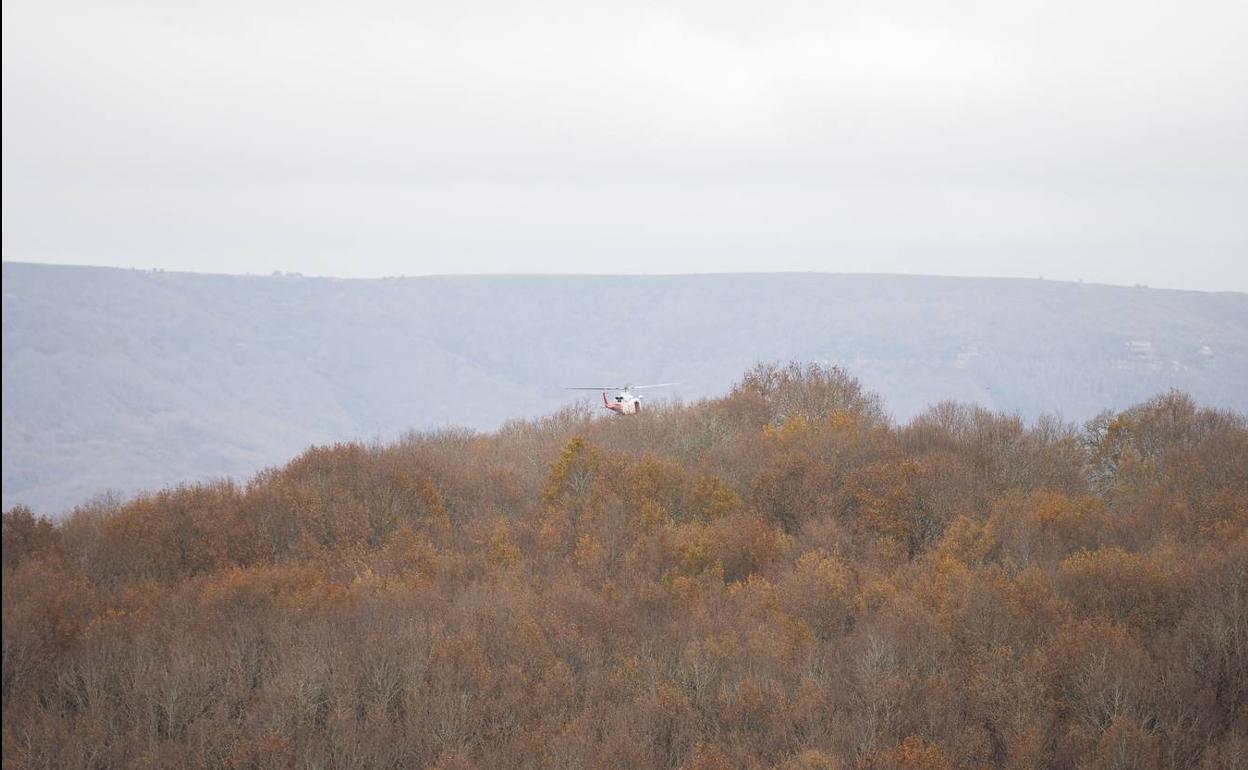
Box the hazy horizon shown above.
[5,259,1246,295]
[6,262,1246,514]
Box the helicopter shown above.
[565,383,677,415]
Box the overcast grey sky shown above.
[3,0,1246,290]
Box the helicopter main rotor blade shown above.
[630,383,679,390]
[565,386,625,391]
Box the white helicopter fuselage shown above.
[603,390,642,415]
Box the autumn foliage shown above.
[3,363,1247,769]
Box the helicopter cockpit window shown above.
[615,395,624,402]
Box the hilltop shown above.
[3,262,1246,513]
[4,364,1246,769]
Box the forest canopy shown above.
[3,363,1246,769]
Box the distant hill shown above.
[3,262,1246,514]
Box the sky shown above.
[3,0,1246,291]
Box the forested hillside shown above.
[5,262,1247,515]
[4,364,1246,769]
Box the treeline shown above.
[3,363,1246,770]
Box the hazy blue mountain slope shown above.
[4,263,1246,513]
